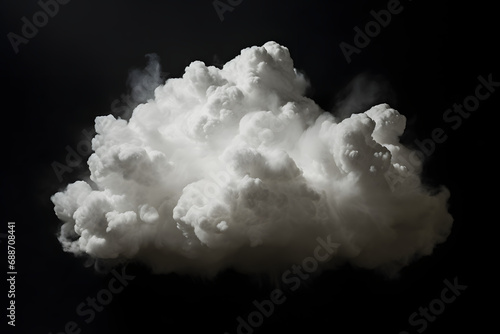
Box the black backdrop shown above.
[1,0,497,333]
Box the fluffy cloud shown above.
[52,42,452,276]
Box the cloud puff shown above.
[52,42,452,277]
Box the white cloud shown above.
[51,42,452,277]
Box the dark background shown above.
[0,0,497,333]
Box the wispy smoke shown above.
[51,42,452,277]
[127,53,164,104]
[111,53,166,119]
[333,72,396,120]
